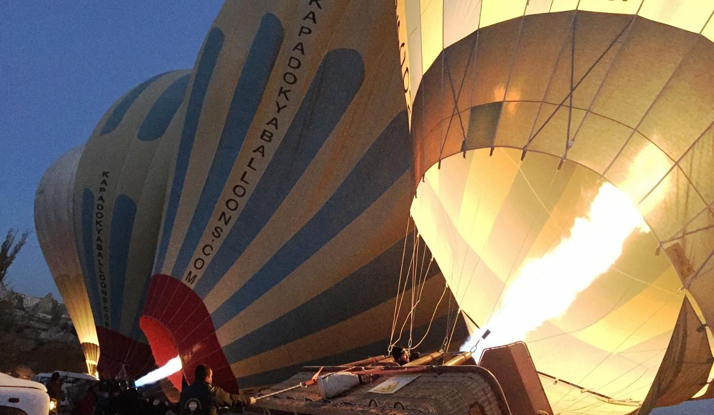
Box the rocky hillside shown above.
[0,284,86,376]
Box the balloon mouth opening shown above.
[139,316,183,390]
[411,148,681,400]
[80,342,100,378]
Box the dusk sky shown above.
[1,1,222,298]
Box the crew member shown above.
[391,346,410,365]
[179,364,249,415]
[46,372,63,403]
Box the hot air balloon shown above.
[71,69,190,379]
[140,0,466,393]
[35,145,100,376]
[397,1,714,414]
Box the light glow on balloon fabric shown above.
[135,356,182,387]
[462,182,650,355]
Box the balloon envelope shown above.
[35,145,99,376]
[140,0,465,392]
[399,1,714,413]
[72,69,190,379]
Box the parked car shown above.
[0,373,53,415]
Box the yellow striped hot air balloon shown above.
[398,1,714,414]
[35,145,100,376]
[71,69,190,379]
[140,0,463,393]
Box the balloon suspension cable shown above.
[388,218,415,354]
[391,227,433,353]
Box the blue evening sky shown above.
[0,1,223,298]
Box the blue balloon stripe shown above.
[109,195,137,330]
[172,14,285,278]
[129,279,151,340]
[100,72,168,136]
[138,74,190,141]
[153,28,225,275]
[193,48,365,297]
[210,111,410,328]
[221,230,436,364]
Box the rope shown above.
[393,256,436,351]
[445,307,462,352]
[415,257,433,308]
[408,234,418,349]
[389,226,418,351]
[391,228,442,353]
[392,254,438,350]
[388,219,415,353]
[561,12,576,167]
[411,281,449,350]
[442,286,453,352]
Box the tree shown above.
[0,229,29,285]
[0,297,18,332]
[0,297,22,368]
